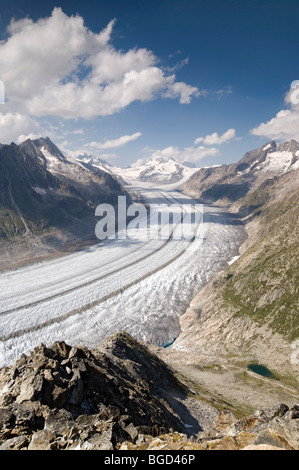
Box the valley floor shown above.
[154,346,299,418]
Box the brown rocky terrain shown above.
[122,403,299,451]
[0,333,298,451]
[0,332,215,450]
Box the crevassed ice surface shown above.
[0,183,246,366]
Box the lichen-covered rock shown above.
[0,333,194,450]
[253,417,299,450]
[254,403,289,422]
[0,435,29,450]
[120,403,299,451]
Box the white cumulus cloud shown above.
[251,83,299,141]
[152,145,220,164]
[0,113,45,144]
[0,8,200,122]
[84,132,142,150]
[195,128,236,146]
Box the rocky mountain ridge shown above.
[110,155,197,185]
[181,140,299,205]
[75,153,112,169]
[0,333,297,451]
[0,137,130,270]
[137,155,196,184]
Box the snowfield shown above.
[0,182,245,366]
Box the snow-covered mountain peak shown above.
[111,155,198,185]
[181,138,299,205]
[145,155,176,165]
[18,137,69,172]
[76,153,111,168]
[34,137,67,163]
[257,140,299,174]
[142,155,182,173]
[234,139,299,176]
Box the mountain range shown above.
[181,140,299,205]
[0,137,198,268]
[85,154,198,185]
[0,137,130,269]
[133,155,197,184]
[75,153,127,184]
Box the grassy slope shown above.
[223,184,299,341]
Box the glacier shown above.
[0,183,246,366]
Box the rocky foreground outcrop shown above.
[0,332,298,450]
[0,332,189,450]
[122,403,299,451]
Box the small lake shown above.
[247,364,279,380]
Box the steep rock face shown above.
[0,137,130,269]
[181,140,299,205]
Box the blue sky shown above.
[0,0,299,166]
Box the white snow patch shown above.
[40,146,61,170]
[91,162,113,174]
[32,187,47,195]
[237,168,251,176]
[261,151,293,174]
[111,156,197,185]
[263,144,272,151]
[291,159,299,170]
